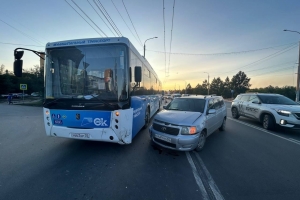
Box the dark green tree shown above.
[186,83,193,94]
[231,71,251,96]
[222,76,232,98]
[209,77,224,95]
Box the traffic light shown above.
[14,50,24,77]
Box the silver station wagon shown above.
[149,95,227,151]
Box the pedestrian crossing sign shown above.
[20,84,27,90]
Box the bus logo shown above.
[94,118,108,126]
[76,114,80,120]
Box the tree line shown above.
[0,64,44,96]
[175,71,296,100]
[0,65,296,100]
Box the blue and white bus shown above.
[14,37,162,144]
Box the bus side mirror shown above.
[134,66,142,82]
[14,50,24,77]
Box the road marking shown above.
[193,151,225,200]
[228,117,300,146]
[289,138,300,145]
[185,152,209,200]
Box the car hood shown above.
[154,110,202,125]
[264,104,300,112]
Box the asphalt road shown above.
[1,101,300,200]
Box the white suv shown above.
[231,93,300,130]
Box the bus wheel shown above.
[143,109,149,129]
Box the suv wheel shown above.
[219,118,226,131]
[195,131,206,152]
[262,114,275,130]
[232,107,240,119]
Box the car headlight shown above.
[181,126,197,135]
[276,110,291,117]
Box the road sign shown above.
[20,84,27,90]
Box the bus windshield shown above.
[45,44,128,101]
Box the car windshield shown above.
[258,95,298,105]
[165,98,206,112]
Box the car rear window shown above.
[166,98,206,112]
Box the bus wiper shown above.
[43,98,64,107]
[89,95,117,108]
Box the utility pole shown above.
[204,72,210,95]
[143,37,158,58]
[283,30,300,101]
[297,41,300,102]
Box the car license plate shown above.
[154,134,171,143]
[70,133,91,139]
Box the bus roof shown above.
[45,37,160,85]
[46,37,130,48]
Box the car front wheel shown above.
[262,114,275,130]
[195,131,206,152]
[232,107,240,119]
[219,118,226,131]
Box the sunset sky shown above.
[1,0,299,91]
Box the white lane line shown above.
[228,117,300,146]
[193,152,225,200]
[185,152,209,200]
[289,138,300,145]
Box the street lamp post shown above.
[284,29,300,102]
[204,72,210,95]
[144,37,158,58]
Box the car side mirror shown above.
[208,109,216,114]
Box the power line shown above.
[94,0,122,37]
[251,65,295,78]
[245,61,296,73]
[121,0,142,45]
[0,19,44,45]
[0,42,44,47]
[87,0,116,36]
[65,0,104,36]
[9,18,50,43]
[146,42,298,56]
[111,0,142,46]
[71,0,107,37]
[214,44,298,76]
[168,0,176,76]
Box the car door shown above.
[244,95,261,119]
[213,97,223,129]
[218,97,226,120]
[239,95,250,116]
[206,99,217,135]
